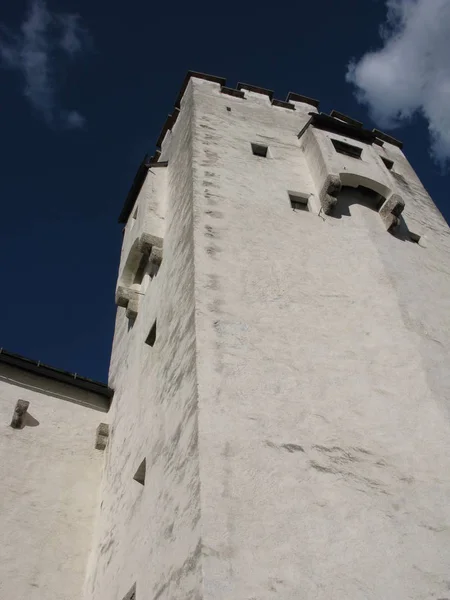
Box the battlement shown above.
[150,71,403,160]
[120,71,405,225]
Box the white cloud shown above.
[64,110,86,129]
[346,0,450,165]
[0,0,88,128]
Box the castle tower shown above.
[84,72,450,600]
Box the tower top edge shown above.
[118,71,405,223]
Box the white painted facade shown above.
[3,72,450,600]
[0,361,109,600]
[83,74,450,599]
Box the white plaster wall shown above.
[0,365,106,600]
[86,75,450,600]
[190,78,450,599]
[84,83,202,600]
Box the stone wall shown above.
[86,74,450,600]
[0,363,106,600]
[83,82,202,600]
[190,77,450,599]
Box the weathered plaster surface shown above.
[190,79,450,599]
[84,83,202,600]
[86,76,450,599]
[0,364,105,600]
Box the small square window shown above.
[381,157,394,170]
[331,139,362,159]
[145,320,157,347]
[251,143,268,157]
[289,192,309,212]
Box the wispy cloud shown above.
[0,0,89,128]
[346,0,450,166]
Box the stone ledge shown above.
[373,129,404,149]
[287,92,320,108]
[330,110,363,128]
[174,71,226,109]
[236,83,274,100]
[272,99,295,110]
[220,86,245,99]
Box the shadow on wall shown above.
[19,412,40,428]
[329,186,417,244]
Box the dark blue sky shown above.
[1,0,448,382]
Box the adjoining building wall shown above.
[0,363,107,600]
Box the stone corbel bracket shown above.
[378,193,405,231]
[116,232,163,320]
[320,174,341,215]
[95,423,109,450]
[318,173,405,232]
[10,399,30,429]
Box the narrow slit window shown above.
[145,320,157,347]
[123,583,136,600]
[133,459,146,485]
[289,192,309,212]
[381,157,394,170]
[251,143,268,157]
[331,139,362,159]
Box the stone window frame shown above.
[331,139,363,160]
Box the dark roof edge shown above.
[330,110,363,128]
[0,348,114,400]
[311,113,377,144]
[272,99,295,110]
[175,71,226,109]
[156,109,180,149]
[287,92,320,108]
[118,159,168,224]
[237,83,274,100]
[372,129,404,149]
[118,155,150,224]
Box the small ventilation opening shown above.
[145,320,157,347]
[409,232,421,244]
[331,139,362,159]
[289,192,309,211]
[133,459,146,485]
[381,157,394,170]
[251,143,268,157]
[123,583,136,600]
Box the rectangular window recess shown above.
[123,583,136,600]
[409,232,421,244]
[381,157,394,170]
[289,192,309,211]
[145,320,157,347]
[133,253,148,286]
[133,458,146,485]
[331,139,362,159]
[251,143,268,157]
